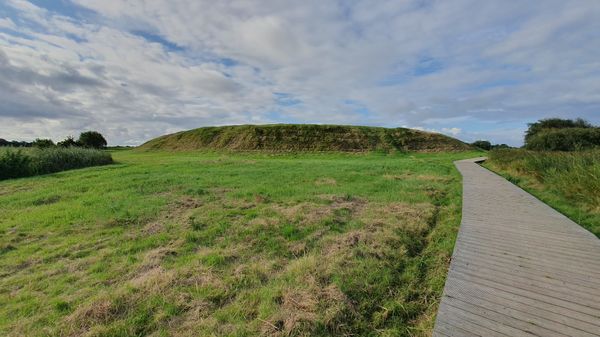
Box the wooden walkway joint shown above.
[433,157,600,337]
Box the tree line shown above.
[471,118,599,151]
[0,131,107,149]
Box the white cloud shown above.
[442,127,462,136]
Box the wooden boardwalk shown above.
[433,158,600,337]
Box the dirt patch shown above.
[138,196,203,237]
[273,195,366,226]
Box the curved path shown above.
[433,158,600,337]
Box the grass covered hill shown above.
[139,124,472,152]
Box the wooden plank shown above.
[432,158,600,337]
[450,254,600,293]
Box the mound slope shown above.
[139,124,471,152]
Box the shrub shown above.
[471,140,491,150]
[0,147,113,180]
[525,118,592,145]
[0,149,33,179]
[525,128,600,151]
[57,136,80,147]
[78,131,107,149]
[32,138,55,148]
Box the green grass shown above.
[0,149,481,336]
[484,149,600,237]
[0,147,113,180]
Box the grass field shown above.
[485,149,600,237]
[0,149,480,337]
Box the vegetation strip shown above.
[484,149,599,237]
[0,147,113,180]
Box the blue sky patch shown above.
[130,30,185,52]
[27,0,96,19]
[413,56,443,76]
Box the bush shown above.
[525,128,600,151]
[471,140,491,150]
[78,131,107,149]
[57,136,80,147]
[0,149,33,179]
[32,138,55,148]
[0,147,113,180]
[525,118,592,145]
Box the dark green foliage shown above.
[78,131,108,149]
[0,150,32,179]
[525,128,600,151]
[471,140,491,150]
[0,147,113,180]
[0,139,33,147]
[139,124,472,152]
[524,118,593,146]
[57,136,80,147]
[32,138,55,148]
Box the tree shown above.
[472,140,492,150]
[32,138,55,148]
[57,136,80,147]
[78,131,107,149]
[525,118,592,145]
[491,143,511,149]
[526,128,600,151]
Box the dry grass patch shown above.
[383,172,451,183]
[315,177,337,186]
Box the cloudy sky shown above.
[1,0,599,146]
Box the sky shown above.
[1,0,599,146]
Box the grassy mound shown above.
[139,124,471,152]
[0,147,113,180]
